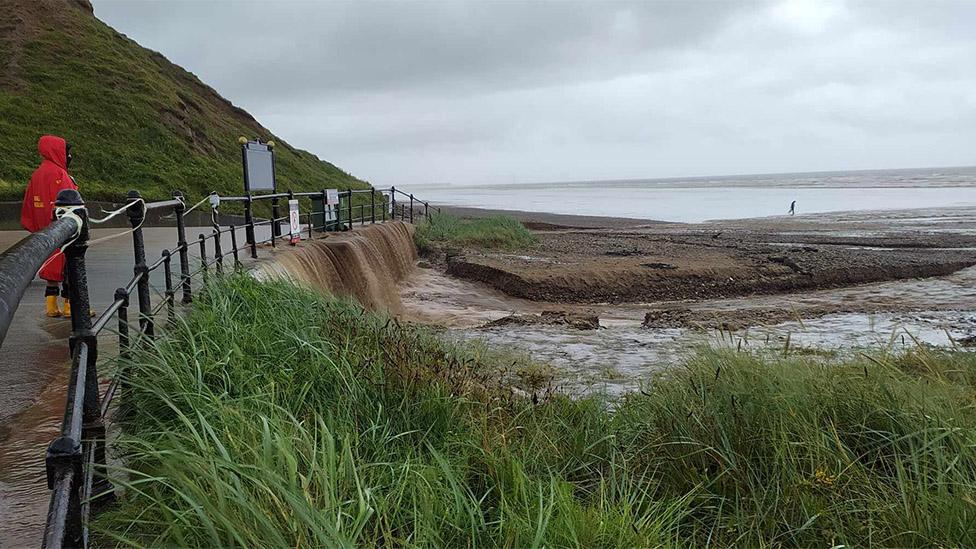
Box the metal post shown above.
[162,250,175,323]
[126,190,153,339]
[287,189,295,243]
[271,198,278,248]
[229,225,241,269]
[244,194,257,259]
[371,190,376,224]
[410,194,414,223]
[271,196,281,238]
[320,189,329,232]
[212,228,223,273]
[382,191,387,222]
[173,191,192,304]
[390,186,396,222]
[347,191,353,230]
[425,201,429,219]
[198,233,208,284]
[45,189,111,548]
[115,288,129,362]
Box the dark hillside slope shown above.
[0,0,368,201]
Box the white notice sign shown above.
[326,189,339,206]
[288,199,300,244]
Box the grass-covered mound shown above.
[95,276,976,547]
[0,0,367,201]
[414,211,537,252]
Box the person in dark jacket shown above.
[21,135,78,317]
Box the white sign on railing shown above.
[288,199,300,244]
[326,189,339,206]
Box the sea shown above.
[408,166,976,223]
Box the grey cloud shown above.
[92,0,976,185]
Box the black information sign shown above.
[241,139,276,193]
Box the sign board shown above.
[242,140,275,192]
[326,188,339,206]
[288,199,301,244]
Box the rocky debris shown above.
[956,334,976,347]
[768,255,810,275]
[643,307,814,331]
[640,262,676,270]
[483,310,601,330]
[605,247,642,256]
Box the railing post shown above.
[382,191,388,222]
[390,186,396,222]
[126,190,153,339]
[45,190,87,548]
[320,189,329,232]
[198,233,208,284]
[212,228,223,273]
[244,193,257,259]
[115,288,130,363]
[162,250,175,324]
[347,191,353,231]
[287,189,295,242]
[425,201,429,219]
[270,217,276,248]
[371,190,376,224]
[229,225,241,269]
[173,191,192,304]
[44,189,112,548]
[410,194,414,223]
[271,195,281,238]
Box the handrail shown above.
[0,214,80,346]
[0,184,436,548]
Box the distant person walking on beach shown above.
[789,200,796,216]
[21,135,77,317]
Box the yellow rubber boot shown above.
[46,295,62,317]
[62,299,95,318]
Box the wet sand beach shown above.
[437,205,976,305]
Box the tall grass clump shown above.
[94,275,976,547]
[414,211,537,252]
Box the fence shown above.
[0,185,436,548]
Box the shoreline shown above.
[441,203,976,231]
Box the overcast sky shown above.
[93,0,976,186]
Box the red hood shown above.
[38,135,68,169]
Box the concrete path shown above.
[0,224,275,546]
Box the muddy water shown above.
[258,221,416,313]
[400,264,976,395]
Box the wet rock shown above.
[956,334,976,347]
[483,310,600,330]
[605,248,642,256]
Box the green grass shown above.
[414,211,537,252]
[0,2,367,202]
[94,276,976,547]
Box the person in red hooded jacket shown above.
[21,135,78,317]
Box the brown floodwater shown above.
[400,263,976,395]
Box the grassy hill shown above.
[0,0,369,203]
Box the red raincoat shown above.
[21,135,77,283]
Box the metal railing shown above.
[0,184,437,548]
